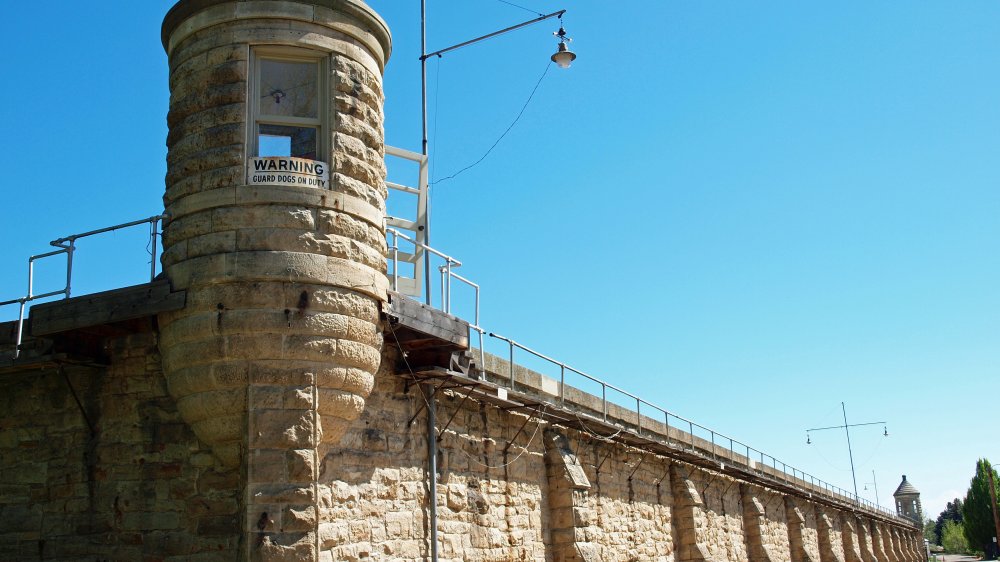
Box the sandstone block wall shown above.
[1,327,925,561]
[0,332,241,560]
[158,2,392,559]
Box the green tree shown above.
[924,518,938,546]
[942,520,969,554]
[961,458,1000,557]
[935,497,963,545]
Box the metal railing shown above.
[486,332,903,522]
[0,215,166,359]
[386,228,485,371]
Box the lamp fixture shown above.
[551,22,576,69]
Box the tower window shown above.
[251,50,325,160]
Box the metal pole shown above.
[842,402,859,501]
[150,218,159,281]
[419,9,438,561]
[424,383,438,562]
[872,469,880,507]
[64,240,75,299]
[420,0,432,306]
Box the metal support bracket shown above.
[437,387,475,442]
[595,446,615,474]
[627,452,649,482]
[503,405,541,454]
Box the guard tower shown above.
[893,474,922,523]
[159,1,391,558]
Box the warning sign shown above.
[247,157,329,188]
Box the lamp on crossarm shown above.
[551,22,576,68]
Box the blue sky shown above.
[1,1,998,519]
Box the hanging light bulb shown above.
[806,433,811,445]
[551,22,576,69]
[883,426,889,437]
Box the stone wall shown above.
[0,330,241,560]
[0,326,925,561]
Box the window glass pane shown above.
[259,59,318,118]
[258,124,317,160]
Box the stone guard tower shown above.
[893,474,923,523]
[159,1,391,559]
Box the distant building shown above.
[894,474,923,522]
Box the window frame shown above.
[248,46,328,161]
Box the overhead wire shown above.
[454,403,549,469]
[494,0,544,16]
[432,60,552,186]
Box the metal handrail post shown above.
[559,364,565,404]
[636,398,641,435]
[27,256,36,301]
[601,384,607,421]
[149,217,159,281]
[445,260,452,314]
[439,267,446,311]
[508,341,514,388]
[13,300,26,360]
[63,240,76,299]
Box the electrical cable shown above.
[387,320,435,413]
[454,403,549,469]
[432,60,552,186]
[494,0,544,16]
[572,411,625,443]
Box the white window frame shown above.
[249,46,328,160]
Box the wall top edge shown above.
[161,0,392,59]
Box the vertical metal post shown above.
[508,342,514,388]
[636,398,641,435]
[420,0,432,307]
[842,402,860,503]
[27,257,36,301]
[445,261,452,313]
[871,469,880,507]
[559,364,565,404]
[64,240,75,299]
[601,384,607,421]
[150,218,159,281]
[424,383,438,562]
[420,5,437,559]
[14,300,26,360]
[439,268,446,311]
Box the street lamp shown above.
[806,402,888,503]
[417,3,573,303]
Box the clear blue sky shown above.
[1,1,998,519]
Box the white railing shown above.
[386,228,485,372]
[485,332,905,522]
[0,215,166,359]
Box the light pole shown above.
[415,9,575,561]
[418,2,574,304]
[806,402,888,503]
[864,469,881,506]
